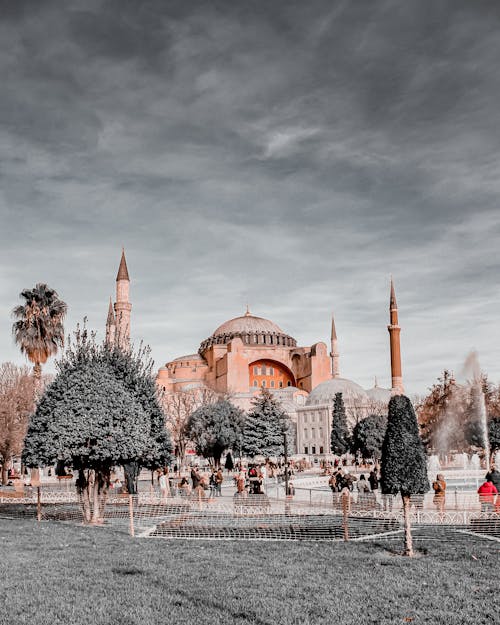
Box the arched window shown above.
[270,380,275,388]
[262,380,266,387]
[253,380,258,387]
[304,428,308,439]
[261,365,266,375]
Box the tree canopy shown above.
[12,283,67,380]
[242,388,289,458]
[350,414,387,460]
[186,399,245,467]
[330,392,350,455]
[381,395,429,497]
[0,363,35,484]
[23,328,172,478]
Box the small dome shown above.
[172,354,204,362]
[365,386,392,404]
[306,378,369,406]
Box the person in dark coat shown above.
[485,465,500,492]
[368,470,379,491]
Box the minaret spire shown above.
[105,297,116,346]
[388,277,404,394]
[114,248,132,349]
[330,311,340,378]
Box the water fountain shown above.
[464,352,490,472]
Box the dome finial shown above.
[245,303,251,316]
[374,375,378,388]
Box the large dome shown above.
[213,314,284,337]
[199,310,296,353]
[306,378,369,406]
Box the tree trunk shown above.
[402,494,414,557]
[33,362,42,402]
[1,463,8,486]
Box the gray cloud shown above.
[1,0,499,395]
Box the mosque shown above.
[106,250,404,457]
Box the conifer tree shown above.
[242,388,290,458]
[381,395,429,556]
[330,392,350,455]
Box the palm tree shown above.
[12,283,67,383]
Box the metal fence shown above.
[1,486,499,543]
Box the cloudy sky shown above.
[1,0,499,395]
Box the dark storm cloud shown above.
[1,0,499,393]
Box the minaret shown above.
[105,297,116,346]
[330,312,340,378]
[114,248,131,349]
[388,278,404,394]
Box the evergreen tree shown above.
[242,388,290,458]
[330,392,350,455]
[351,414,387,460]
[186,399,245,467]
[381,395,429,556]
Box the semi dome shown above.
[199,310,296,353]
[365,385,392,404]
[306,378,369,406]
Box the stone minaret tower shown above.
[114,249,131,349]
[105,297,116,346]
[388,278,404,394]
[330,312,340,378]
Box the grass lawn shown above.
[0,519,498,625]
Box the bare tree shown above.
[161,386,221,470]
[0,363,36,484]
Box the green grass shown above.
[0,519,498,625]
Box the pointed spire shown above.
[389,276,397,309]
[330,310,340,379]
[107,297,115,325]
[116,248,130,282]
[331,312,337,340]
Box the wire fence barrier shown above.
[1,487,500,543]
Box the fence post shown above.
[128,494,135,537]
[37,486,41,522]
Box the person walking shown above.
[356,474,371,510]
[485,465,500,492]
[432,473,446,517]
[215,468,223,497]
[159,469,170,501]
[478,477,498,513]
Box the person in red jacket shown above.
[477,478,498,513]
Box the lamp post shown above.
[283,430,289,498]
